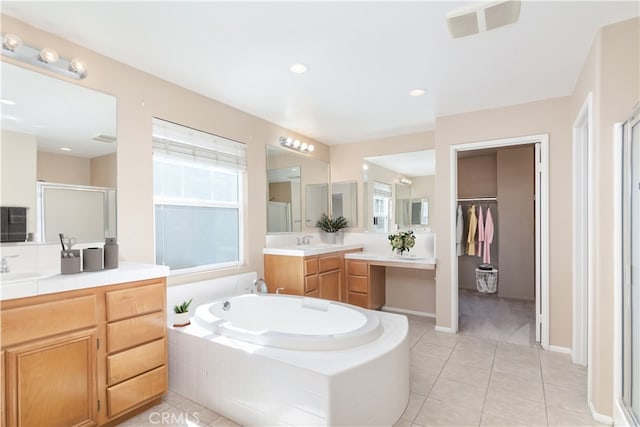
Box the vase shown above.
[173,311,190,327]
[324,232,338,244]
[395,248,405,257]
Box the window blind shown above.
[373,181,392,198]
[152,118,247,170]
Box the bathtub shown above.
[169,292,409,426]
[194,294,383,350]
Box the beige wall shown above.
[90,153,117,188]
[37,151,91,185]
[434,96,572,350]
[0,130,37,235]
[385,269,436,315]
[0,14,328,285]
[568,17,639,416]
[330,132,434,232]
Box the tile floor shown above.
[118,314,601,427]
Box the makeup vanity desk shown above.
[343,252,436,310]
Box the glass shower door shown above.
[622,108,640,425]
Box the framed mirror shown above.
[266,145,329,233]
[331,181,357,227]
[363,150,435,233]
[0,62,117,243]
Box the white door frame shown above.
[572,93,593,374]
[449,134,550,350]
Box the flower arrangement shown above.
[388,230,416,255]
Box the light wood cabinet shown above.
[0,277,167,427]
[264,249,361,301]
[346,260,385,309]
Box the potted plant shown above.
[173,298,192,327]
[316,213,349,244]
[388,230,416,256]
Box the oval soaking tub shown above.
[194,294,383,350]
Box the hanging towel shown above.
[483,207,494,264]
[456,205,464,256]
[467,204,477,256]
[477,205,484,258]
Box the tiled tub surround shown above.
[169,307,409,426]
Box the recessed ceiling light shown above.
[409,88,427,97]
[0,99,16,105]
[290,63,308,74]
[59,147,72,151]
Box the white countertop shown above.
[345,252,436,269]
[263,243,364,256]
[0,262,170,301]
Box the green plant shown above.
[173,298,193,314]
[388,230,416,255]
[315,213,349,232]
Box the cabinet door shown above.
[319,270,341,301]
[5,328,98,427]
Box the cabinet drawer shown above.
[1,295,96,347]
[107,365,167,417]
[108,311,165,353]
[304,257,318,275]
[106,282,165,321]
[348,275,368,294]
[108,338,166,386]
[305,275,318,293]
[347,292,368,309]
[319,255,341,273]
[347,260,368,277]
[305,289,320,298]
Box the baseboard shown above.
[589,401,613,425]
[381,306,436,318]
[549,345,572,355]
[434,325,456,333]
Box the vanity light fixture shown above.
[279,136,315,153]
[59,147,72,152]
[398,177,413,185]
[0,33,88,79]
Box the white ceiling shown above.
[366,150,436,177]
[2,1,638,145]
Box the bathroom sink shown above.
[0,271,54,284]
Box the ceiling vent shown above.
[92,134,116,143]
[447,0,521,39]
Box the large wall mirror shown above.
[0,62,117,243]
[363,150,435,233]
[266,145,329,233]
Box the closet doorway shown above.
[449,134,549,349]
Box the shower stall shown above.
[620,104,639,426]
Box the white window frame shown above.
[152,119,246,274]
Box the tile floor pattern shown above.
[119,315,601,427]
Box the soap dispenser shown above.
[104,237,119,269]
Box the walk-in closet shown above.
[456,145,537,346]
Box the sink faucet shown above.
[301,235,312,245]
[1,255,19,273]
[252,278,268,294]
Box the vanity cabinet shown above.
[264,249,361,301]
[346,259,385,309]
[0,277,167,427]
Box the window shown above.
[372,181,392,233]
[152,119,246,271]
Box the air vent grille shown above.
[92,134,116,143]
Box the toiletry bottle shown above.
[104,237,119,269]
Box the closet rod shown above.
[457,197,497,201]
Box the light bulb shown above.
[39,47,59,64]
[300,142,308,151]
[68,58,87,76]
[293,139,301,148]
[289,63,308,74]
[307,144,315,152]
[2,34,23,52]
